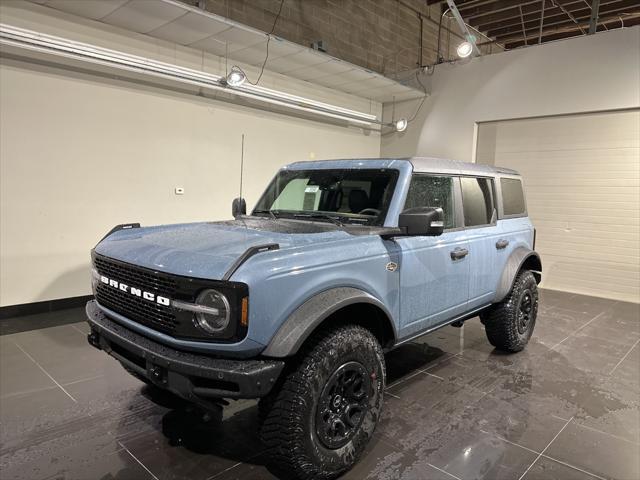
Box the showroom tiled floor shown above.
[0,289,638,480]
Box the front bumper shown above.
[86,300,284,401]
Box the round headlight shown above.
[193,289,230,334]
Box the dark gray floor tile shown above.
[63,360,145,405]
[118,401,264,480]
[422,352,511,394]
[411,328,463,355]
[545,421,640,480]
[523,457,599,480]
[72,320,91,334]
[1,430,153,480]
[385,342,453,385]
[347,443,462,480]
[538,289,576,308]
[610,342,640,387]
[0,340,56,397]
[426,428,539,480]
[468,393,569,452]
[0,385,77,446]
[209,456,277,480]
[551,334,631,375]
[610,301,640,322]
[570,375,640,445]
[488,355,596,421]
[575,309,640,347]
[382,377,485,457]
[556,292,619,315]
[10,324,121,384]
[532,308,593,348]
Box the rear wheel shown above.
[260,325,385,480]
[481,269,539,352]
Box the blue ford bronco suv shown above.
[86,157,541,479]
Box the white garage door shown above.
[476,110,640,303]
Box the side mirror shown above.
[232,197,246,218]
[398,207,444,236]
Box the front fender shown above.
[261,287,396,358]
[494,247,542,302]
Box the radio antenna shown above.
[239,133,244,200]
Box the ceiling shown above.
[25,0,424,103]
[429,0,640,49]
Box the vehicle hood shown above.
[93,219,354,280]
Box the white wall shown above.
[381,27,640,161]
[0,3,380,307]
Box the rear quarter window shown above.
[500,178,526,216]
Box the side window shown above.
[404,175,455,229]
[500,178,526,216]
[460,177,495,227]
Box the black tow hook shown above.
[87,332,101,350]
[149,366,168,385]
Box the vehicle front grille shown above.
[94,256,177,292]
[93,256,179,335]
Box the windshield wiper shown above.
[293,213,344,227]
[253,209,278,220]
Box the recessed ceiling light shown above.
[456,41,473,58]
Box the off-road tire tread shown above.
[481,269,538,353]
[259,325,384,480]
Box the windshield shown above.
[253,168,398,226]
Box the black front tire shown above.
[260,325,385,480]
[481,269,539,352]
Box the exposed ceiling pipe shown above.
[539,0,546,43]
[589,0,602,32]
[551,0,586,34]
[0,24,381,128]
[519,5,528,45]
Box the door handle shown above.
[450,247,469,260]
[496,239,510,250]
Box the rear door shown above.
[397,175,470,336]
[460,176,503,309]
[495,176,534,275]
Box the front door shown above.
[396,175,470,337]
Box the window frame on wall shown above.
[459,175,498,229]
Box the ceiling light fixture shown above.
[225,66,246,87]
[456,41,473,58]
[394,118,408,132]
[0,24,381,128]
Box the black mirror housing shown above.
[398,207,444,236]
[232,197,247,218]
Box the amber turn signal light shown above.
[240,297,249,327]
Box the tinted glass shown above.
[500,178,526,216]
[461,177,495,227]
[253,169,398,226]
[404,175,455,229]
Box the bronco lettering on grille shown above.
[100,275,170,306]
